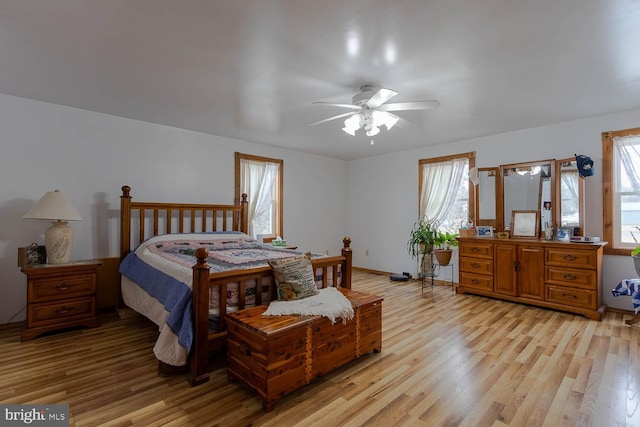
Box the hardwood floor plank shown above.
[1,271,639,426]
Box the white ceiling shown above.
[1,1,639,160]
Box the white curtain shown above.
[561,171,579,204]
[419,158,466,226]
[614,135,640,193]
[240,160,279,238]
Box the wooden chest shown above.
[226,288,382,412]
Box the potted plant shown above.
[631,226,640,277]
[407,220,437,273]
[433,229,460,265]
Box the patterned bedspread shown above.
[118,232,306,356]
[145,234,303,272]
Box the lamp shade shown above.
[23,190,82,221]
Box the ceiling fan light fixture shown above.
[365,126,380,137]
[342,114,362,136]
[372,110,399,130]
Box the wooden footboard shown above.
[189,238,353,386]
[119,185,353,386]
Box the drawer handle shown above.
[471,279,481,284]
[562,294,577,299]
[470,247,480,253]
[562,274,577,281]
[470,262,481,268]
[562,254,577,261]
[55,306,72,316]
[55,283,73,291]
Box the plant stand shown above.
[420,252,454,293]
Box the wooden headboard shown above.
[119,185,248,259]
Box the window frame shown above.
[234,152,283,242]
[602,127,640,255]
[418,151,476,232]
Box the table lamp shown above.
[23,190,83,264]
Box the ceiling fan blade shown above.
[309,111,357,126]
[312,101,362,110]
[379,100,440,111]
[366,88,397,108]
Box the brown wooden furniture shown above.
[226,288,382,412]
[458,236,606,320]
[21,260,102,341]
[119,185,353,386]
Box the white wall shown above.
[347,108,640,311]
[2,91,638,322]
[0,94,348,323]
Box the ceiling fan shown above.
[309,85,440,137]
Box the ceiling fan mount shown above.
[351,84,378,106]
[309,85,440,137]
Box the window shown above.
[603,128,640,255]
[235,152,283,241]
[418,152,476,234]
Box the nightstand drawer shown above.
[27,297,96,327]
[28,274,96,303]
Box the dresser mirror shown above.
[474,167,500,229]
[499,159,555,233]
[556,157,584,236]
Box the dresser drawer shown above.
[545,285,597,310]
[459,242,493,259]
[545,266,597,290]
[460,272,493,291]
[545,248,597,269]
[460,257,493,275]
[28,274,96,303]
[27,297,96,327]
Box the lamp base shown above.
[44,221,74,264]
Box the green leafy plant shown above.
[407,220,437,259]
[434,229,460,250]
[631,226,640,256]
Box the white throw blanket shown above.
[263,287,354,324]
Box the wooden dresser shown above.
[226,288,382,412]
[21,260,102,341]
[458,237,606,320]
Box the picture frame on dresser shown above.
[476,226,494,237]
[510,210,540,238]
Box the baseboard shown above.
[353,266,390,276]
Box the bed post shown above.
[342,237,352,289]
[240,193,248,234]
[189,248,211,386]
[120,186,132,260]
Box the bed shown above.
[118,185,352,385]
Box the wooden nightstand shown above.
[20,260,102,341]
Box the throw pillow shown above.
[268,252,319,301]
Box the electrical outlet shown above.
[325,249,329,255]
[365,249,369,256]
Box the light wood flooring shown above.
[1,270,639,427]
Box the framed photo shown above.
[476,226,494,237]
[17,243,46,267]
[510,210,540,238]
[555,226,573,242]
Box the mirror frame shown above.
[474,167,501,229]
[498,159,556,234]
[555,157,585,236]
